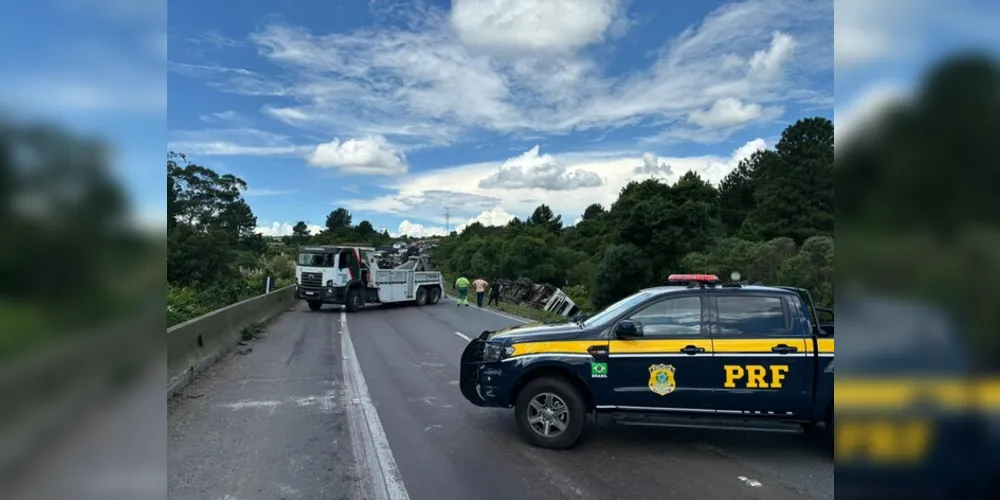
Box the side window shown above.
[716,295,790,335]
[628,296,703,337]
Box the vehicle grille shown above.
[300,272,323,287]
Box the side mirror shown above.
[615,320,643,339]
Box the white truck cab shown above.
[295,245,444,312]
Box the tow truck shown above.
[459,273,834,450]
[294,245,444,312]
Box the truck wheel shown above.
[346,289,362,313]
[514,377,586,450]
[415,287,428,306]
[428,287,441,305]
[307,301,322,311]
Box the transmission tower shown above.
[444,207,452,234]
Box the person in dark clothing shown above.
[487,280,501,307]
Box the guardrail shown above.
[167,285,295,398]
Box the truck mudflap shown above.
[459,331,493,407]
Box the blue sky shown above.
[167,0,834,237]
[5,1,998,236]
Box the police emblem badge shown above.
[648,364,676,395]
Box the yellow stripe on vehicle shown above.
[509,341,594,357]
[816,338,834,354]
[610,338,713,354]
[712,338,807,353]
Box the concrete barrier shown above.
[167,285,295,398]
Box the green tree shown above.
[591,244,651,309]
[292,221,311,243]
[581,203,606,221]
[528,204,562,232]
[167,153,262,285]
[428,115,835,316]
[325,207,353,232]
[356,220,376,240]
[717,149,777,237]
[744,117,834,244]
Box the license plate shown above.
[305,291,315,296]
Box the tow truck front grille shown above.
[300,272,323,287]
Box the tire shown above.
[307,301,322,311]
[428,287,441,305]
[415,287,428,306]
[346,289,362,313]
[514,377,586,450]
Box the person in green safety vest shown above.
[455,276,470,306]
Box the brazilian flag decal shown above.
[591,362,607,378]
[349,248,361,280]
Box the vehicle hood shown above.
[486,321,583,344]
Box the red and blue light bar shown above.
[667,273,720,283]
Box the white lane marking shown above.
[452,331,472,342]
[220,400,281,409]
[738,476,762,487]
[444,295,531,324]
[220,393,338,412]
[291,391,338,412]
[340,311,411,500]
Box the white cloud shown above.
[450,0,624,55]
[261,105,312,125]
[456,206,516,232]
[255,221,323,237]
[174,0,831,146]
[687,98,783,128]
[168,128,311,156]
[731,138,769,164]
[478,146,603,190]
[747,31,796,81]
[200,110,245,125]
[395,206,516,237]
[346,139,768,231]
[307,135,408,176]
[634,153,673,176]
[396,220,447,238]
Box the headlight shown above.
[326,280,334,286]
[483,343,515,362]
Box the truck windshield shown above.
[582,291,652,328]
[297,252,335,267]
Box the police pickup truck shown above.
[459,273,834,450]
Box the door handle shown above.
[587,345,609,361]
[680,345,705,355]
[771,344,798,354]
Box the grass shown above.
[240,321,264,341]
[443,282,568,324]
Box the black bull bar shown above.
[459,331,493,407]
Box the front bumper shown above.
[459,333,515,408]
[295,285,348,304]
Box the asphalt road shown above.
[168,298,833,500]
